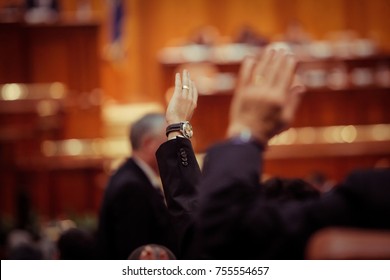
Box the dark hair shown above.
[7,243,43,260]
[263,177,320,202]
[57,228,96,260]
[128,244,176,260]
[130,113,165,150]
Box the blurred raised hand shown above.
[228,48,305,145]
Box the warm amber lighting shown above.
[49,82,66,99]
[1,83,27,100]
[36,100,59,116]
[323,126,343,143]
[297,127,316,144]
[268,124,389,146]
[278,128,297,145]
[91,139,102,155]
[102,138,130,157]
[62,139,83,156]
[41,140,57,157]
[341,125,357,143]
[372,124,390,141]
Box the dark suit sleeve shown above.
[156,137,201,257]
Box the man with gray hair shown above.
[96,113,174,259]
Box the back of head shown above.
[7,243,43,260]
[264,177,320,202]
[6,229,43,260]
[130,113,166,151]
[57,228,96,260]
[128,244,176,260]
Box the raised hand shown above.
[228,48,305,145]
[166,69,198,125]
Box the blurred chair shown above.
[306,227,390,259]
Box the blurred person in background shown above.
[5,229,43,260]
[262,177,320,202]
[57,228,96,260]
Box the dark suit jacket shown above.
[156,137,201,258]
[156,138,390,259]
[96,158,177,259]
[198,140,390,259]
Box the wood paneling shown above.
[0,22,102,138]
[129,0,390,103]
[31,0,390,103]
[0,22,103,219]
[0,23,28,83]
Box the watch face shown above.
[182,122,193,138]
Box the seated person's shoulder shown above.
[336,168,390,205]
[343,168,390,189]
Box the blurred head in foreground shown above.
[128,244,176,260]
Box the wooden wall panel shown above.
[366,0,390,50]
[293,0,346,38]
[26,27,70,85]
[136,0,212,103]
[133,0,390,103]
[0,23,28,83]
[26,24,100,92]
[2,0,390,101]
[213,0,281,37]
[54,0,390,102]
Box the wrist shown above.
[167,131,184,140]
[227,124,268,147]
[166,119,180,126]
[166,121,193,139]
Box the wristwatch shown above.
[166,121,193,139]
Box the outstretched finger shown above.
[174,72,182,97]
[265,49,286,86]
[277,54,297,92]
[236,56,256,90]
[192,81,198,107]
[187,79,193,100]
[182,69,190,95]
[282,84,304,124]
[252,48,276,85]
